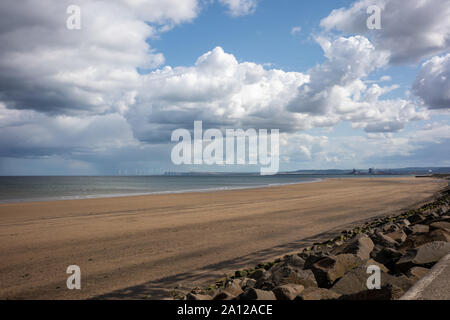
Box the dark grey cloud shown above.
[364,120,404,133]
[321,0,450,64]
[413,53,450,109]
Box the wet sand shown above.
[0,177,446,299]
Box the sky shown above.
[0,0,449,175]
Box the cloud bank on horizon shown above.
[0,0,449,175]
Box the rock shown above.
[186,293,212,300]
[240,278,256,290]
[303,252,328,269]
[409,224,429,234]
[237,288,276,300]
[388,274,415,293]
[235,270,248,278]
[382,223,399,233]
[311,254,363,288]
[429,229,450,242]
[407,266,429,281]
[371,232,399,248]
[332,264,412,298]
[407,213,425,225]
[374,248,403,272]
[212,291,236,300]
[273,284,304,300]
[286,255,305,268]
[254,280,275,291]
[332,234,374,260]
[338,284,403,300]
[294,287,341,300]
[430,221,450,232]
[385,229,407,243]
[398,219,411,227]
[249,269,268,281]
[401,229,450,249]
[223,279,244,296]
[364,259,389,273]
[396,241,450,272]
[271,265,317,288]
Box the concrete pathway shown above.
[401,254,450,300]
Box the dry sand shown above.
[0,177,446,299]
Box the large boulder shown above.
[371,232,399,248]
[224,279,244,296]
[396,241,450,272]
[332,234,374,260]
[385,229,407,244]
[186,293,212,300]
[430,221,450,232]
[311,254,363,288]
[237,288,276,300]
[401,229,450,249]
[284,254,306,268]
[272,284,304,300]
[212,291,237,300]
[338,284,403,300]
[303,252,328,269]
[294,287,341,300]
[407,266,429,281]
[408,224,429,234]
[332,264,413,299]
[249,269,269,281]
[374,247,403,272]
[407,213,425,224]
[240,278,256,291]
[271,265,317,288]
[429,229,450,242]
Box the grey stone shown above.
[311,254,363,288]
[240,278,256,290]
[303,252,328,269]
[371,232,399,248]
[407,213,425,224]
[223,279,244,296]
[338,284,403,300]
[294,287,341,300]
[238,288,276,300]
[186,293,212,300]
[374,247,403,272]
[332,265,413,298]
[409,224,430,234]
[249,269,268,281]
[212,291,236,300]
[382,223,399,233]
[396,241,450,272]
[430,221,450,232]
[272,284,304,300]
[271,265,317,288]
[286,255,305,268]
[385,229,407,243]
[332,234,374,260]
[407,266,429,281]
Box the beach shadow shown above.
[92,225,353,300]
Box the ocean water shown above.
[0,175,326,203]
[0,174,403,203]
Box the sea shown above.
[0,174,403,203]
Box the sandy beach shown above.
[0,177,446,300]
